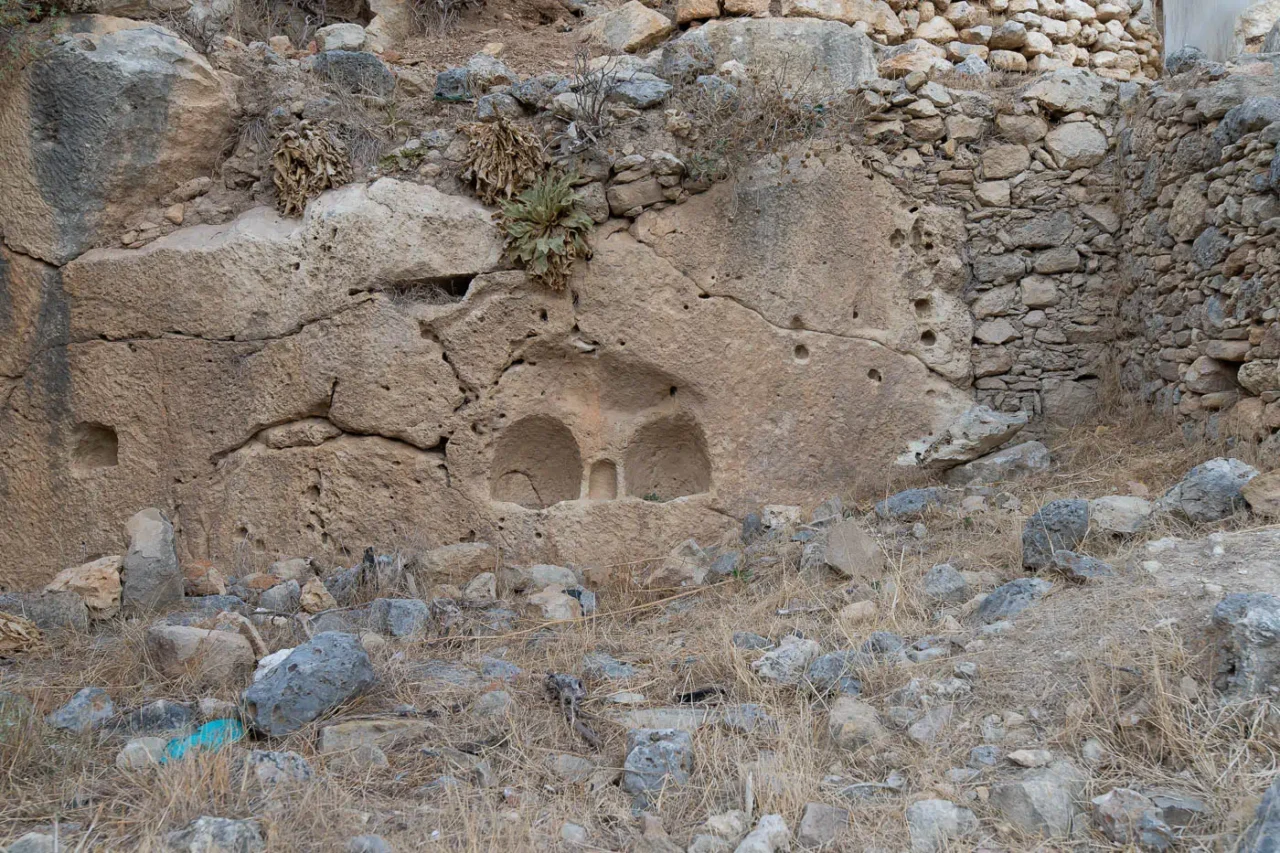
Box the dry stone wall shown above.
[1117,56,1280,453]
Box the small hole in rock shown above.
[539,309,548,322]
[914,298,931,315]
[794,344,810,363]
[868,368,882,382]
[920,330,937,347]
[71,423,118,470]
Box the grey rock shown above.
[479,657,523,681]
[710,551,744,577]
[239,749,314,786]
[721,703,778,734]
[798,802,848,847]
[753,635,822,685]
[167,816,266,852]
[1009,210,1075,249]
[1160,457,1259,523]
[313,50,395,98]
[1267,20,1280,53]
[969,745,1000,767]
[465,53,516,91]
[346,836,393,853]
[511,74,560,108]
[1212,593,1280,701]
[1148,791,1210,828]
[923,563,969,604]
[411,659,483,690]
[875,487,953,519]
[583,651,639,680]
[905,799,979,852]
[6,833,58,853]
[47,687,114,733]
[1050,551,1114,581]
[242,632,376,737]
[990,760,1087,839]
[660,29,716,80]
[547,752,596,783]
[944,441,1050,486]
[1021,68,1116,116]
[1239,773,1280,845]
[863,631,906,657]
[608,71,672,108]
[974,578,1051,624]
[172,595,252,619]
[122,508,184,612]
[369,598,431,638]
[1192,226,1231,268]
[476,92,523,121]
[1089,496,1153,534]
[258,580,301,613]
[805,650,869,696]
[110,699,193,735]
[1091,787,1173,851]
[1022,499,1089,570]
[0,591,88,631]
[434,66,470,101]
[1214,97,1280,146]
[622,728,694,795]
[904,405,1028,470]
[1165,46,1208,75]
[954,54,991,75]
[116,735,167,769]
[733,631,773,650]
[694,18,876,91]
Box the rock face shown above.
[5,154,971,585]
[242,632,376,737]
[0,17,233,265]
[122,509,183,611]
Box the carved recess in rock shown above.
[2,176,971,583]
[633,152,974,383]
[491,415,583,508]
[0,17,234,265]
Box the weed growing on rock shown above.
[461,117,545,204]
[271,119,353,216]
[498,172,593,291]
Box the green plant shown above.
[0,0,78,82]
[642,492,662,502]
[497,172,593,291]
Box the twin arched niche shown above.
[490,415,583,509]
[622,414,711,501]
[490,413,711,508]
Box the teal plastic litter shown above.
[161,718,245,763]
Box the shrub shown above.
[498,172,593,291]
[0,0,81,81]
[271,119,353,216]
[460,118,544,204]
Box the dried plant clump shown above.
[271,119,353,217]
[498,172,593,291]
[460,118,545,205]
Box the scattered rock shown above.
[0,591,89,632]
[733,814,789,853]
[1092,787,1173,851]
[312,50,395,98]
[239,749,315,786]
[905,799,979,853]
[990,760,1087,839]
[183,560,226,597]
[166,816,266,852]
[45,556,123,619]
[733,631,773,650]
[828,696,886,749]
[902,405,1028,470]
[580,1,674,53]
[122,509,184,612]
[1089,495,1153,534]
[583,651,639,680]
[1240,774,1280,851]
[369,598,431,638]
[824,519,885,580]
[797,802,848,847]
[923,563,969,605]
[1212,593,1280,701]
[974,578,1052,624]
[1160,458,1259,523]
[753,635,821,685]
[346,836,393,853]
[242,632,377,737]
[944,441,1050,486]
[112,699,194,735]
[47,687,114,733]
[258,579,301,613]
[807,650,868,696]
[1022,499,1089,569]
[622,728,694,796]
[116,736,168,770]
[146,625,255,687]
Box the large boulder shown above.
[122,508,184,611]
[0,590,89,631]
[242,632,376,737]
[0,17,233,265]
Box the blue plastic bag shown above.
[161,718,245,763]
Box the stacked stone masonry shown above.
[675,0,1163,80]
[1118,53,1280,454]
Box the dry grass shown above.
[2,397,1278,850]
